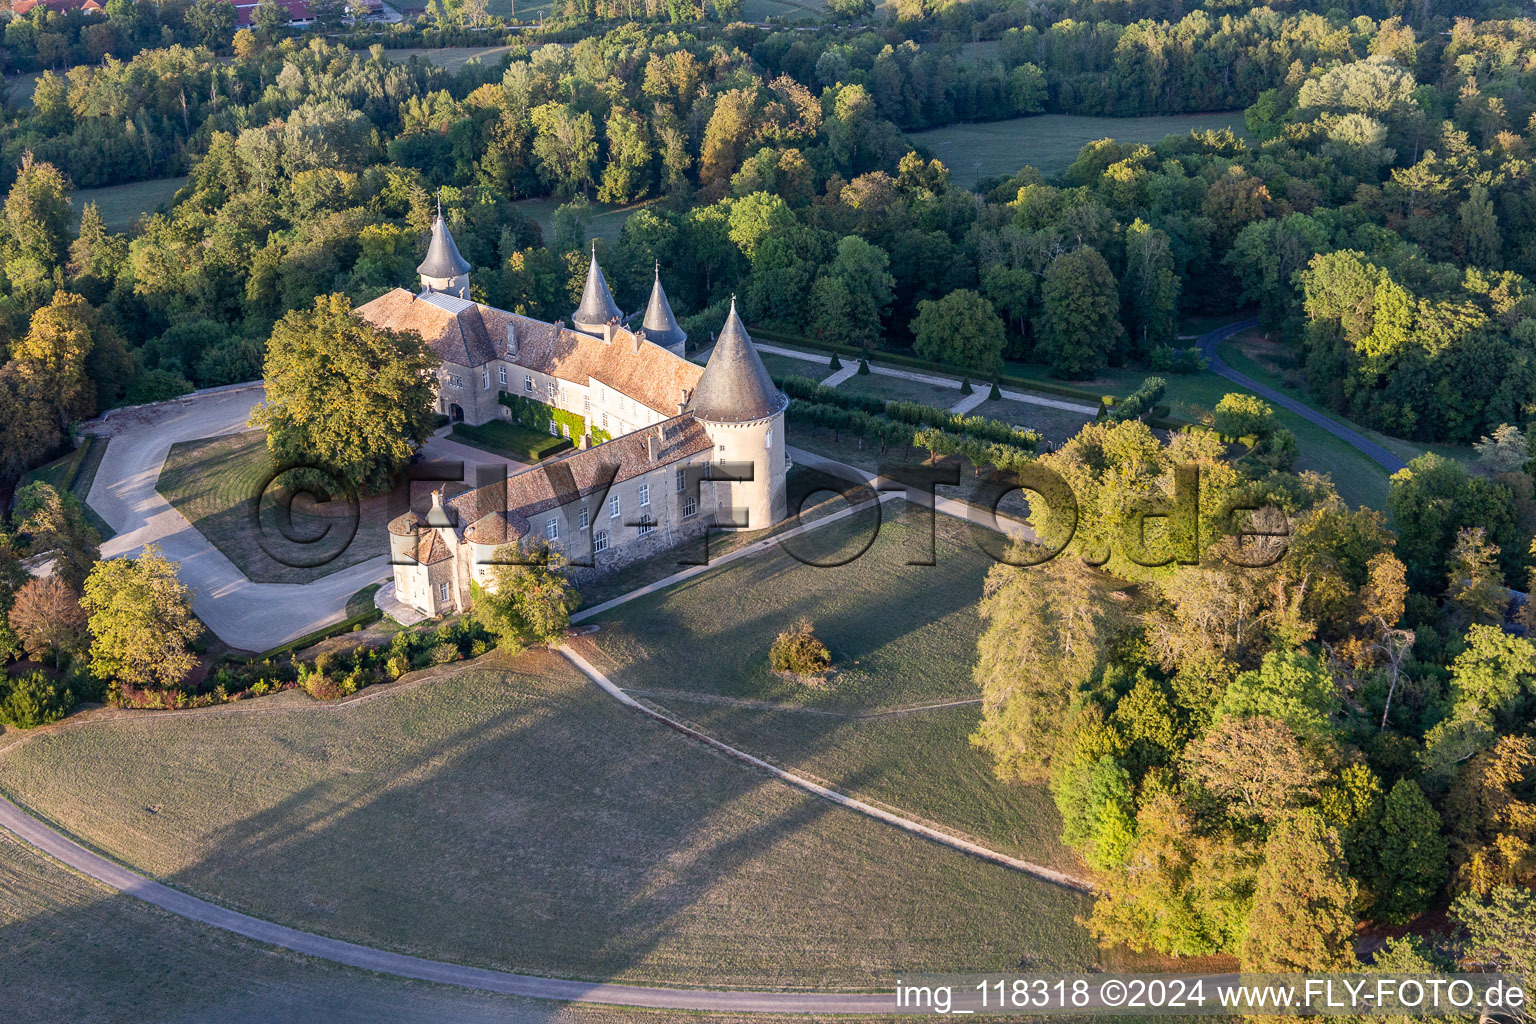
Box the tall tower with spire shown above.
[639,261,687,356]
[571,242,622,340]
[686,298,787,531]
[418,199,471,299]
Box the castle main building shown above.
[358,212,789,618]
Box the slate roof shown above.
[639,266,686,351]
[417,214,471,279]
[685,300,786,424]
[355,288,704,415]
[572,252,622,328]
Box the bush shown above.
[1149,345,1208,373]
[0,671,74,729]
[769,618,832,676]
[1214,392,1276,439]
[428,641,460,666]
[1107,377,1167,422]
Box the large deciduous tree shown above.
[81,545,202,690]
[1038,246,1123,378]
[1244,809,1359,971]
[251,294,437,496]
[471,539,580,654]
[911,288,1006,373]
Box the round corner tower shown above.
[685,300,787,531]
[417,210,471,299]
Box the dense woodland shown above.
[0,0,1534,977]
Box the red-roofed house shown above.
[11,0,104,14]
[229,0,315,27]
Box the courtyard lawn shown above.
[1,833,884,1024]
[978,397,1095,447]
[155,429,390,585]
[512,196,654,247]
[908,112,1250,182]
[72,177,188,233]
[758,351,827,381]
[0,649,1099,988]
[838,370,961,408]
[450,419,572,462]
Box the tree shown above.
[1453,885,1536,1003]
[972,557,1126,782]
[809,236,893,354]
[1374,779,1448,924]
[529,103,597,198]
[12,291,98,433]
[0,670,73,729]
[251,294,438,496]
[597,106,652,204]
[1122,219,1179,357]
[1214,651,1340,741]
[252,0,287,37]
[911,289,1006,373]
[1245,810,1359,971]
[1038,247,1123,378]
[1185,715,1328,822]
[1445,527,1507,626]
[81,546,202,690]
[3,152,72,283]
[187,0,237,47]
[1474,423,1528,474]
[8,575,87,663]
[13,481,100,591]
[0,365,61,490]
[471,539,579,653]
[1212,393,1274,440]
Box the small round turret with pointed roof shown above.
[571,242,622,335]
[640,261,687,356]
[418,198,471,299]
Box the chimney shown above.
[426,488,452,528]
[505,322,519,358]
[647,428,660,463]
[633,330,643,354]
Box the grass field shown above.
[371,45,518,70]
[742,0,826,19]
[512,196,654,247]
[568,506,1086,876]
[838,370,960,407]
[758,351,827,380]
[2,835,893,1024]
[978,396,1094,446]
[0,649,1098,987]
[908,112,1249,182]
[156,430,389,584]
[450,419,571,462]
[73,177,188,233]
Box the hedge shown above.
[246,608,384,664]
[776,375,1041,447]
[748,325,1111,407]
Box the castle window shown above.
[548,420,558,436]
[765,428,773,449]
[482,371,489,389]
[675,468,685,493]
[523,374,534,393]
[546,518,559,540]
[609,495,620,518]
[601,412,609,429]
[547,382,556,401]
[561,423,570,439]
[498,367,507,386]
[682,496,697,519]
[438,582,449,604]
[583,395,590,415]
[593,530,609,553]
[579,506,589,529]
[637,517,655,537]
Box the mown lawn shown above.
[156,429,390,584]
[979,396,1094,447]
[907,112,1250,182]
[512,196,655,248]
[569,507,1078,872]
[21,435,115,541]
[72,176,189,233]
[0,649,1099,988]
[758,351,827,380]
[837,370,960,407]
[1,833,896,1024]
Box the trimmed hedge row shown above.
[777,375,1040,448]
[246,608,384,664]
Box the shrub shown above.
[1214,392,1276,439]
[1149,345,1208,373]
[0,671,74,729]
[428,641,460,666]
[829,351,842,370]
[769,618,832,676]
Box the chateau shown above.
[358,212,790,618]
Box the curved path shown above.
[1198,319,1406,473]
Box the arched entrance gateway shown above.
[448,403,464,422]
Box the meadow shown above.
[73,176,189,233]
[0,649,1099,988]
[907,112,1250,181]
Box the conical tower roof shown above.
[686,299,786,424]
[572,245,622,328]
[640,263,686,350]
[417,211,471,278]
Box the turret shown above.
[639,261,687,356]
[571,242,622,340]
[686,299,788,531]
[418,204,471,299]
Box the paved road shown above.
[1198,319,1407,473]
[84,389,391,652]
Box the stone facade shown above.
[362,216,789,618]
